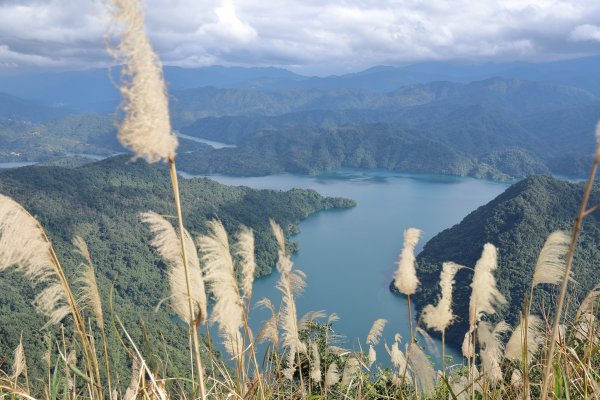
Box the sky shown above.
[1,0,600,76]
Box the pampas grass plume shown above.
[325,363,340,388]
[469,243,506,325]
[393,228,423,296]
[235,225,256,301]
[0,194,69,326]
[531,231,570,286]
[74,236,105,329]
[106,0,178,163]
[141,212,207,324]
[505,314,544,363]
[407,342,436,396]
[198,220,244,357]
[478,321,510,385]
[12,336,26,379]
[422,262,462,332]
[310,341,322,383]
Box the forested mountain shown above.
[0,156,354,379]
[410,175,600,346]
[1,71,598,179]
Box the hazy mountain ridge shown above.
[410,175,600,346]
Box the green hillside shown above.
[411,175,600,346]
[0,156,354,380]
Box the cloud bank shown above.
[1,0,600,75]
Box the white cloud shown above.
[0,0,600,74]
[570,24,600,42]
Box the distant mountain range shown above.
[411,175,600,347]
[1,57,599,179]
[2,55,600,111]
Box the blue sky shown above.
[1,0,600,75]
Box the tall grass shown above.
[0,0,599,398]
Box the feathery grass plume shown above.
[198,220,244,358]
[574,284,600,343]
[105,0,178,163]
[469,244,506,326]
[393,228,423,295]
[531,231,570,286]
[385,339,410,383]
[407,342,436,396]
[298,310,326,331]
[0,194,70,327]
[328,313,340,324]
[422,262,462,332]
[12,336,26,379]
[141,212,207,323]
[74,237,105,329]
[256,298,279,346]
[461,327,474,358]
[366,318,387,345]
[235,225,256,301]
[310,341,322,383]
[511,369,523,389]
[325,363,340,388]
[449,375,470,400]
[366,318,387,367]
[272,220,307,379]
[124,358,142,400]
[478,321,510,385]
[505,314,544,363]
[341,356,360,385]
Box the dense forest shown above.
[410,175,600,346]
[2,76,598,180]
[0,156,354,381]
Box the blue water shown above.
[184,169,510,368]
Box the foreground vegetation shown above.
[0,1,598,398]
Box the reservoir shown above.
[186,168,510,368]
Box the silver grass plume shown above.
[461,327,475,358]
[341,356,360,386]
[12,336,26,379]
[310,341,322,383]
[407,342,436,396]
[574,285,600,343]
[105,0,178,163]
[469,244,506,326]
[366,318,387,367]
[421,262,462,332]
[416,327,437,356]
[272,220,307,378]
[385,339,410,383]
[298,310,326,331]
[256,298,279,346]
[140,212,207,323]
[393,228,423,295]
[73,236,104,329]
[325,363,340,388]
[198,220,244,358]
[449,375,470,400]
[478,321,511,385]
[505,314,545,363]
[531,231,570,286]
[0,194,69,327]
[124,358,142,400]
[235,225,256,301]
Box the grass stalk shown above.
[167,157,207,400]
[540,148,600,400]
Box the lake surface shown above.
[186,169,510,369]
